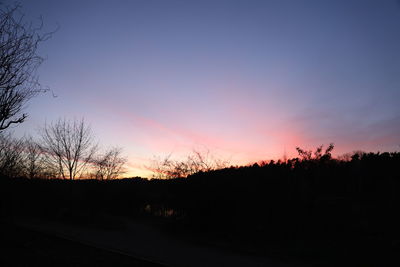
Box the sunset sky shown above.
[9,0,400,177]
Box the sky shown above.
[4,0,400,177]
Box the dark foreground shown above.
[0,222,164,267]
[0,151,399,266]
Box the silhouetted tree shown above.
[94,147,127,180]
[22,136,44,178]
[0,4,53,131]
[151,149,229,178]
[40,118,97,180]
[0,133,24,177]
[296,143,334,161]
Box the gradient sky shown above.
[6,0,400,177]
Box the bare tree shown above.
[0,133,24,177]
[296,143,334,161]
[150,149,229,179]
[22,136,43,178]
[94,147,127,180]
[40,118,97,180]
[0,4,53,131]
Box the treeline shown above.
[0,118,127,180]
[1,147,398,264]
[149,149,230,179]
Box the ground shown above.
[0,222,164,267]
[4,216,292,267]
